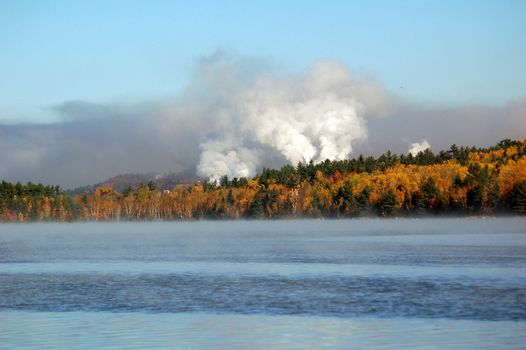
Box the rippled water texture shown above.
[1,218,525,349]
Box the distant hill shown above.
[67,169,198,194]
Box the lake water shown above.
[1,218,525,349]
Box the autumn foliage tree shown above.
[1,139,526,222]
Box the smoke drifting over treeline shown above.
[193,56,397,181]
[1,52,525,188]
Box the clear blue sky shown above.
[1,0,525,123]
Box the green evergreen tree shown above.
[357,186,371,215]
[511,181,526,214]
[123,186,133,197]
[334,181,356,216]
[466,164,489,212]
[227,189,235,206]
[379,188,396,216]
[250,191,264,218]
[147,181,157,191]
[488,181,501,211]
[220,175,230,188]
[418,177,440,213]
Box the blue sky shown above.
[1,0,525,123]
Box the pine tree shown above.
[250,191,264,218]
[418,177,440,213]
[511,181,526,214]
[357,186,371,215]
[380,188,396,216]
[227,189,235,206]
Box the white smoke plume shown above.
[0,53,405,188]
[195,59,389,181]
[198,139,261,183]
[408,139,431,156]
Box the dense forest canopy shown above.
[1,139,526,222]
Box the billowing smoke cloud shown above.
[408,140,431,156]
[195,60,377,181]
[0,52,524,188]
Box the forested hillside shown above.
[2,139,526,222]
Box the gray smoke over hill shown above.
[1,52,525,188]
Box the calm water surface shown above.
[0,218,525,349]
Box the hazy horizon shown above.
[1,1,525,188]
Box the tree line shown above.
[1,139,525,222]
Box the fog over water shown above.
[0,218,525,349]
